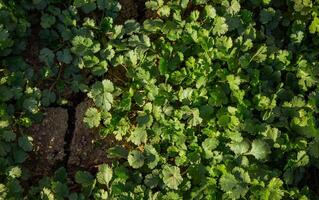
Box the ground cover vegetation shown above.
[1,0,319,199]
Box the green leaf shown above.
[71,36,95,56]
[144,145,160,169]
[227,0,240,15]
[249,139,270,160]
[42,89,56,107]
[92,61,108,76]
[97,0,121,17]
[309,140,319,158]
[0,86,13,102]
[23,98,39,114]
[226,74,241,91]
[204,5,216,19]
[2,130,16,142]
[144,170,160,188]
[75,171,94,186]
[88,80,114,112]
[39,48,55,66]
[213,16,228,35]
[94,189,108,199]
[57,49,72,64]
[128,150,144,169]
[143,19,164,32]
[107,145,128,159]
[18,135,33,152]
[158,5,170,17]
[83,107,101,128]
[13,148,28,163]
[180,0,189,9]
[7,166,22,179]
[202,138,219,159]
[162,165,183,190]
[261,178,284,200]
[229,140,250,155]
[309,16,319,34]
[219,173,248,199]
[40,14,56,29]
[129,127,147,146]
[96,164,113,185]
[259,8,275,24]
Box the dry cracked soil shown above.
[25,99,121,179]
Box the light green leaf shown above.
[96,164,112,185]
[309,17,319,34]
[7,166,22,179]
[162,165,183,190]
[202,138,219,158]
[249,139,270,160]
[83,107,101,128]
[213,16,228,35]
[261,178,284,200]
[129,127,147,146]
[229,140,250,155]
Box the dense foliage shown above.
[1,0,319,199]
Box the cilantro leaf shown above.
[249,139,271,160]
[18,135,33,152]
[202,138,219,159]
[219,173,248,199]
[229,140,250,155]
[75,171,94,187]
[128,150,144,169]
[162,165,183,190]
[213,16,228,35]
[260,178,284,200]
[57,49,72,64]
[96,164,113,185]
[88,80,114,112]
[39,48,55,66]
[129,127,147,146]
[40,14,56,29]
[83,107,101,128]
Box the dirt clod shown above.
[26,107,68,176]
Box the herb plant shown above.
[0,0,319,199]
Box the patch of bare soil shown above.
[67,99,118,173]
[25,107,68,177]
[107,65,128,87]
[24,14,41,73]
[116,0,138,24]
[116,0,157,23]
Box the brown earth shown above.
[25,107,68,177]
[116,0,139,24]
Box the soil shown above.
[116,0,138,24]
[25,107,68,177]
[67,99,119,174]
[116,0,156,23]
[106,65,129,87]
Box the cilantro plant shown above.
[1,0,319,199]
